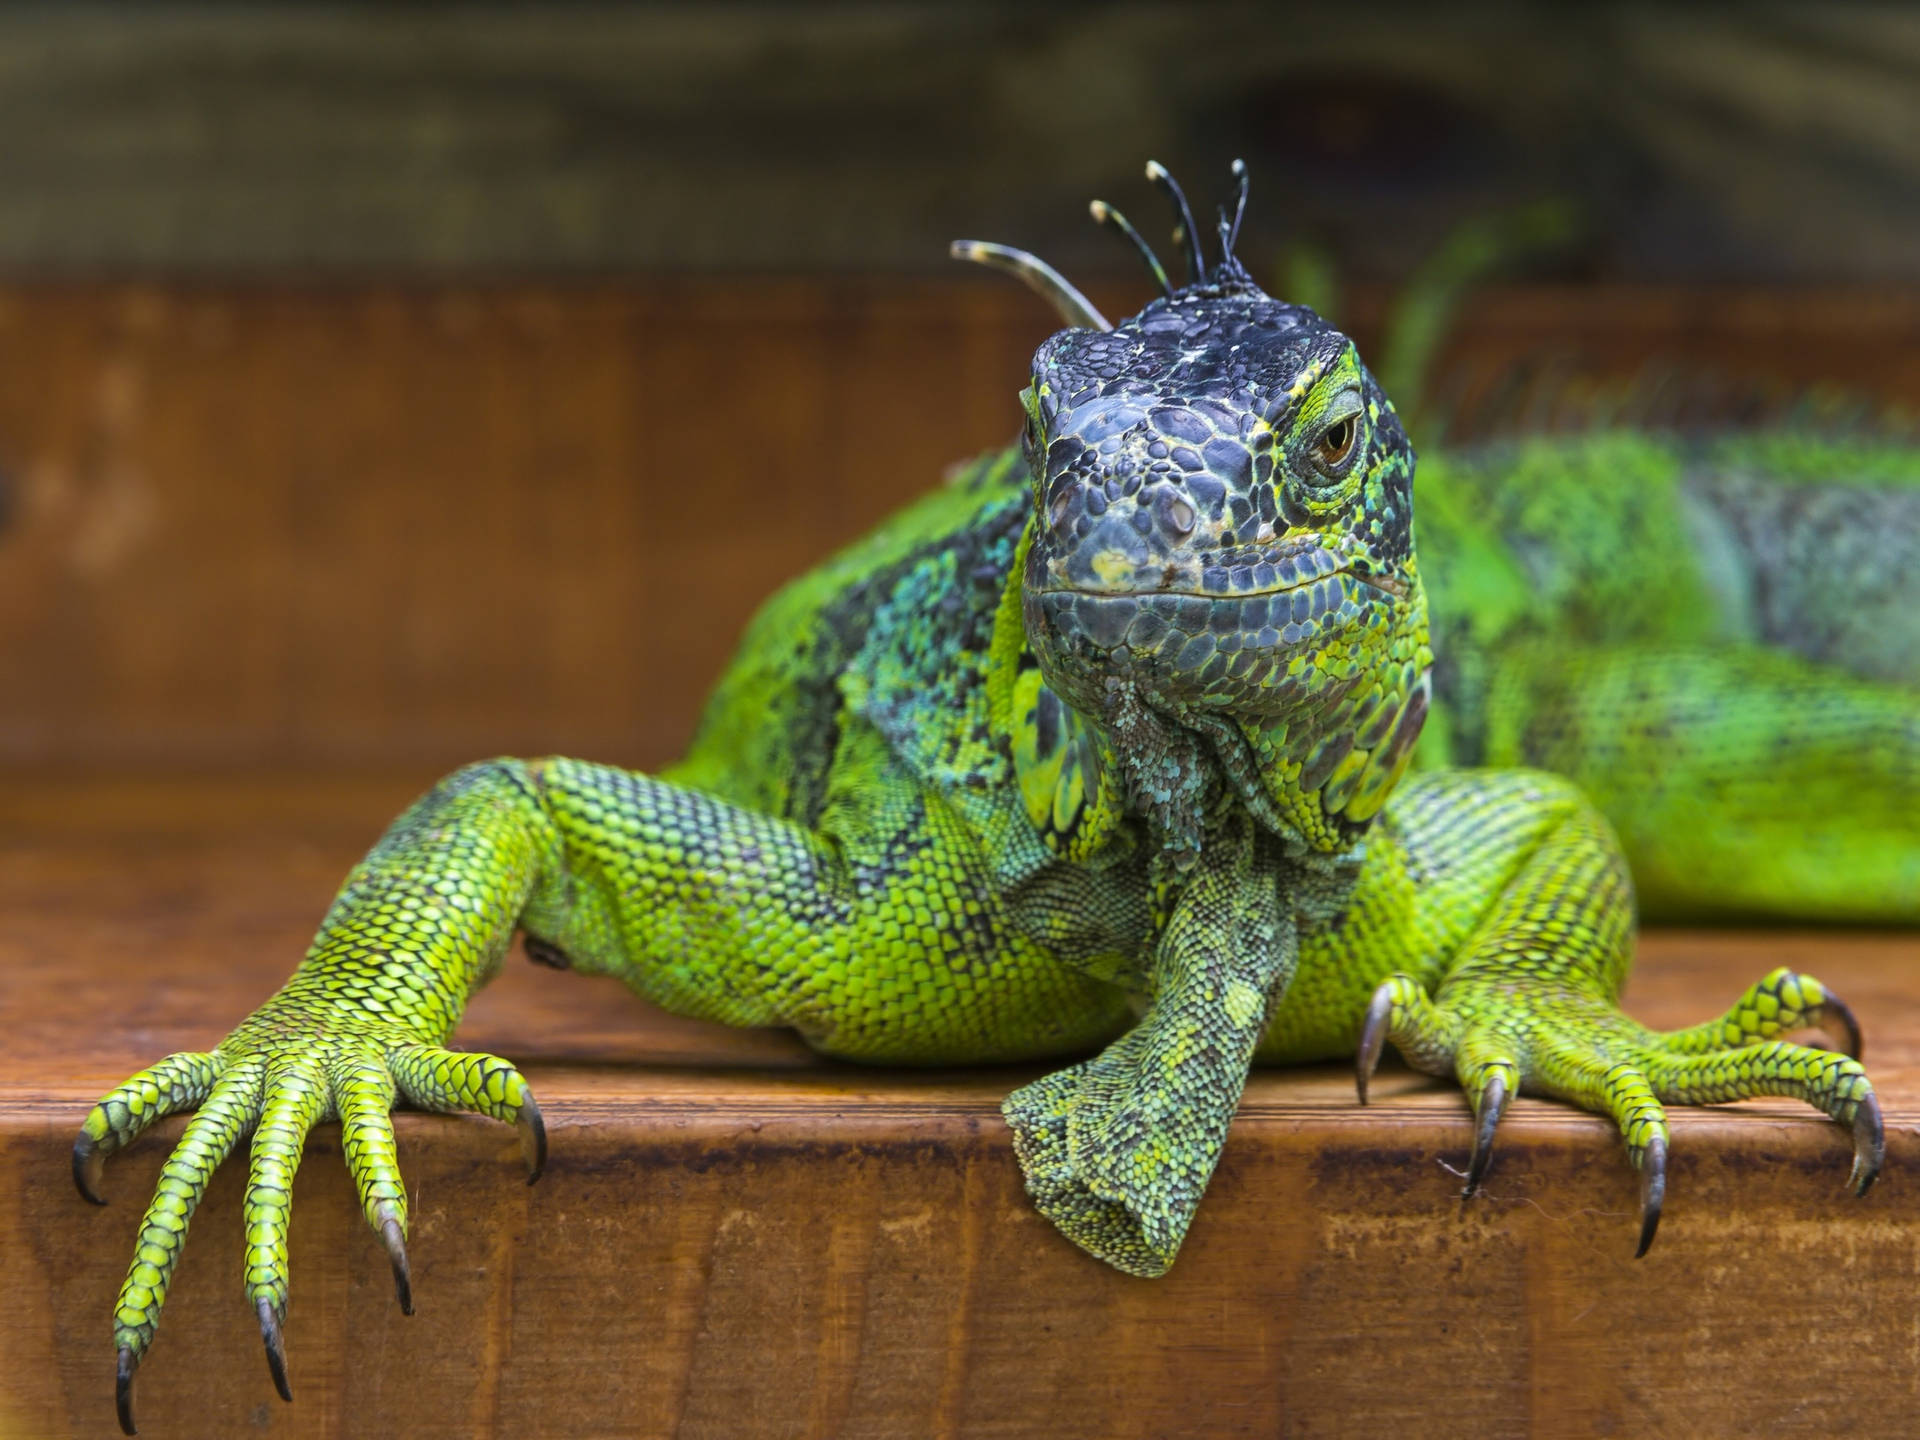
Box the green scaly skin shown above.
[1414,428,1920,922]
[75,168,1885,1434]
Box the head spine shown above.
[1144,160,1206,285]
[1089,199,1173,297]
[1224,159,1250,262]
[948,239,1112,331]
[951,160,1261,325]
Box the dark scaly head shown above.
[957,162,1431,863]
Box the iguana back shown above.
[1416,425,1920,919]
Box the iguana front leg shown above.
[76,754,1126,1433]
[1002,813,1296,1276]
[76,761,562,1433]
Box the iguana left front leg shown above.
[1004,767,1883,1279]
[1003,811,1295,1276]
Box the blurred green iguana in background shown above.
[1286,203,1920,922]
[73,164,1897,1434]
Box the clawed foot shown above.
[1356,965,1883,1256]
[1002,1032,1209,1280]
[75,1035,544,1433]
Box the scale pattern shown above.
[74,198,1887,1433]
[1416,429,1920,921]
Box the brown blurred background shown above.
[2,2,1918,783]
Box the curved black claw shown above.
[519,1092,547,1185]
[1850,1092,1884,1197]
[1635,1135,1667,1259]
[1355,983,1393,1106]
[73,1133,108,1206]
[1823,992,1864,1062]
[257,1297,292,1403]
[377,1204,414,1315]
[116,1345,138,1436]
[1463,1073,1509,1198]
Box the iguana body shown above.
[76,166,1885,1434]
[1416,429,1920,921]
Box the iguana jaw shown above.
[1017,564,1431,861]
[1024,558,1394,714]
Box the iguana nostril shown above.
[1167,498,1195,536]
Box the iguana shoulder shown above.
[666,445,1030,828]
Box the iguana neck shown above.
[988,517,1433,868]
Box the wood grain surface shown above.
[2,279,1917,776]
[3,777,1919,1438]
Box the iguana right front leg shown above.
[77,755,1126,1434]
[77,760,562,1434]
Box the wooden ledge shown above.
[4,775,1919,1438]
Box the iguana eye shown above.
[1311,414,1358,477]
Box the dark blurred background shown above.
[2,2,1916,781]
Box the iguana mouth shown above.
[1037,541,1360,602]
[1028,570,1376,662]
[1044,567,1408,603]
[1045,567,1347,601]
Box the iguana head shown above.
[959,162,1432,859]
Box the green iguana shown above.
[75,162,1885,1435]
